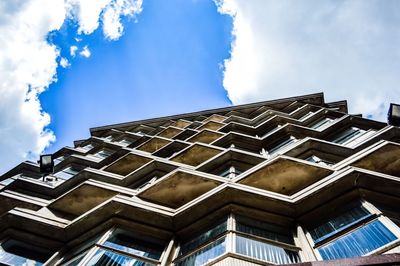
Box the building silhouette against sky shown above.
[1,92,400,265]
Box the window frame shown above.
[173,217,229,265]
[330,127,376,147]
[0,238,52,265]
[305,201,400,261]
[173,214,301,266]
[64,227,167,266]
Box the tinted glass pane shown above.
[86,248,155,266]
[269,137,296,153]
[176,237,226,266]
[94,150,112,159]
[0,240,50,266]
[103,231,163,260]
[81,144,94,151]
[311,118,333,130]
[309,205,371,243]
[331,127,364,144]
[179,220,227,256]
[319,220,397,260]
[236,235,300,264]
[236,221,293,245]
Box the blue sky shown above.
[1,0,400,174]
[41,0,232,153]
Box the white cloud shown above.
[60,57,71,68]
[79,45,91,58]
[102,0,143,40]
[70,45,78,57]
[0,0,142,174]
[215,0,400,121]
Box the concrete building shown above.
[1,92,400,265]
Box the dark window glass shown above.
[318,220,396,260]
[309,205,371,244]
[176,237,226,266]
[179,220,227,256]
[330,127,364,144]
[103,231,163,260]
[86,248,155,266]
[0,240,50,265]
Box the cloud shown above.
[0,0,142,174]
[102,0,143,40]
[70,45,78,57]
[79,45,91,58]
[66,0,143,40]
[215,0,400,121]
[60,57,71,68]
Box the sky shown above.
[1,0,400,174]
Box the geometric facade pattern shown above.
[1,92,400,265]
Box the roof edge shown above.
[90,92,326,134]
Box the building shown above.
[1,92,400,266]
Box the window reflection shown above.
[308,204,398,260]
[0,239,50,266]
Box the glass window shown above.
[235,216,300,264]
[92,150,113,160]
[179,221,227,256]
[269,136,297,154]
[104,135,114,141]
[85,228,164,266]
[0,239,51,266]
[330,127,375,147]
[318,220,396,260]
[80,144,95,152]
[176,220,227,266]
[305,155,332,166]
[236,219,294,245]
[309,205,371,244]
[54,155,66,165]
[136,176,160,191]
[308,204,398,260]
[299,111,314,121]
[236,236,299,265]
[310,117,333,130]
[259,125,281,139]
[53,167,80,180]
[102,230,163,260]
[118,139,132,146]
[175,237,226,266]
[218,166,242,179]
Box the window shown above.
[234,216,300,264]
[53,166,80,180]
[258,125,281,139]
[136,176,160,191]
[92,149,113,160]
[308,204,398,260]
[71,228,165,266]
[330,127,376,147]
[299,111,314,121]
[104,135,114,141]
[305,155,332,166]
[269,136,297,154]
[310,117,334,130]
[174,215,300,266]
[85,229,164,266]
[54,155,66,165]
[218,166,242,179]
[175,220,227,266]
[0,239,51,266]
[118,138,132,146]
[79,144,95,152]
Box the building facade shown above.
[1,92,400,265]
